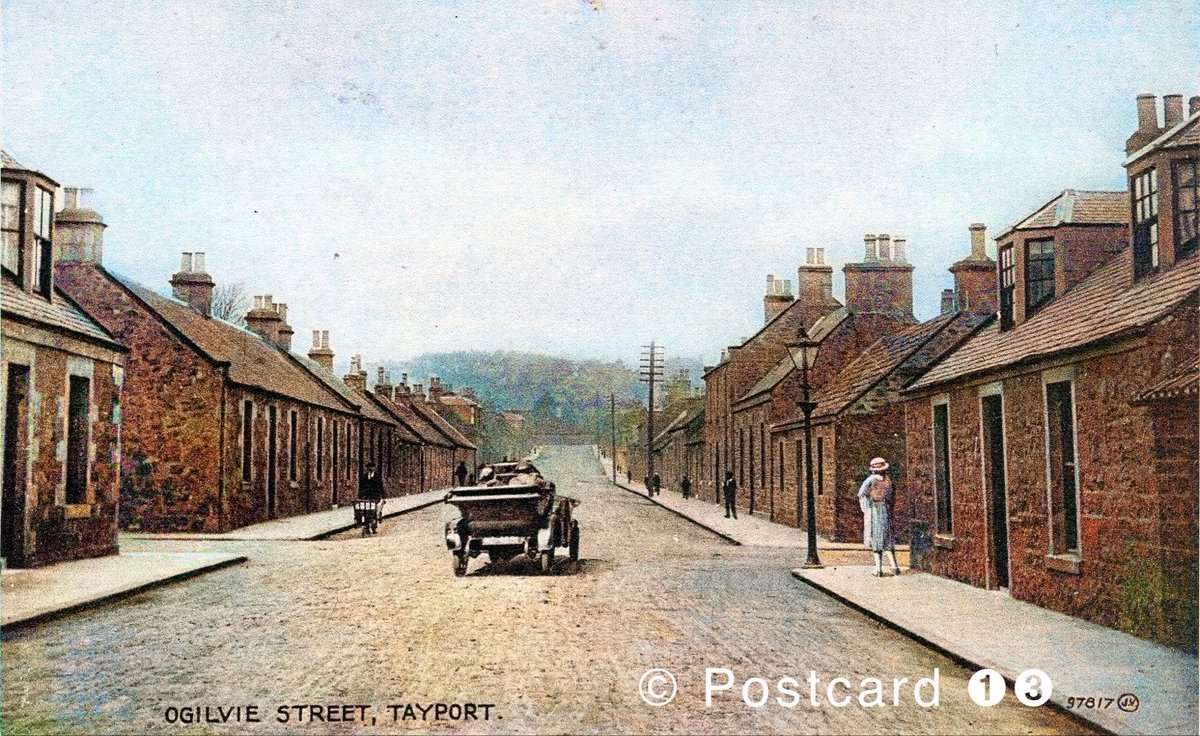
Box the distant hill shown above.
[363,350,705,426]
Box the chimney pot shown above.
[864,234,878,261]
[877,233,892,262]
[969,223,988,260]
[193,252,206,273]
[1164,94,1184,127]
[815,247,825,265]
[940,288,956,315]
[1190,96,1200,116]
[181,252,194,272]
[892,236,907,263]
[1136,93,1159,132]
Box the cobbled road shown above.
[2,446,1091,735]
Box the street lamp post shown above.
[788,327,823,569]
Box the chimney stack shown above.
[54,187,107,264]
[949,223,998,315]
[245,294,282,342]
[308,329,334,371]
[343,355,367,392]
[1126,93,1163,153]
[843,232,915,320]
[1163,94,1184,128]
[170,251,217,317]
[429,375,445,400]
[796,246,841,326]
[375,367,393,398]
[1190,96,1200,116]
[273,302,294,351]
[763,274,794,324]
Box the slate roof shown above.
[995,190,1129,239]
[810,312,964,419]
[2,280,123,349]
[112,274,351,412]
[909,249,1200,392]
[379,397,454,448]
[291,354,398,427]
[1127,109,1200,164]
[1,150,28,171]
[1,149,56,185]
[410,399,477,450]
[736,308,851,404]
[703,288,844,378]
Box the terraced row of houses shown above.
[650,93,1199,648]
[1,151,477,568]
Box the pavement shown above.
[122,487,449,542]
[600,458,908,563]
[1,550,246,631]
[793,566,1199,736]
[4,488,450,633]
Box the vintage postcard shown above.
[1,2,1197,734]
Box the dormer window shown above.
[1132,168,1159,278]
[1,179,21,279]
[1175,159,1198,259]
[1025,238,1055,315]
[999,243,1016,329]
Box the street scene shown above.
[3,447,1095,735]
[2,3,1199,735]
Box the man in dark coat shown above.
[455,460,468,487]
[681,474,692,500]
[722,470,737,519]
[651,472,662,497]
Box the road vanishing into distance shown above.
[2,446,1091,734]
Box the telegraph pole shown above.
[639,342,664,490]
[610,392,617,484]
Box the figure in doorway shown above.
[681,474,692,500]
[857,457,901,577]
[651,472,662,497]
[455,460,468,487]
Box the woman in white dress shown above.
[857,457,902,577]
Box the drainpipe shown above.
[217,365,230,532]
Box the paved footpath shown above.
[4,488,449,631]
[2,551,246,630]
[600,458,908,565]
[123,487,449,542]
[793,566,1198,736]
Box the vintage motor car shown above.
[444,461,580,576]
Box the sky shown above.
[3,0,1197,367]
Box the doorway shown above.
[981,394,1009,588]
[2,365,30,566]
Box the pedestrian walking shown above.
[651,472,662,497]
[681,474,692,500]
[455,460,468,487]
[857,457,901,577]
[626,468,632,484]
[722,471,738,519]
